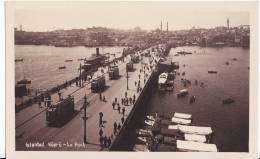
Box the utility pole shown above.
[79,63,82,87]
[126,67,129,90]
[82,95,89,144]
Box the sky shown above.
[14,1,250,32]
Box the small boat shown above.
[146,115,156,121]
[133,144,150,152]
[222,98,235,104]
[58,66,66,69]
[208,71,217,74]
[65,59,73,62]
[168,125,213,136]
[189,96,196,104]
[137,137,149,143]
[17,78,31,85]
[176,140,217,152]
[184,134,207,143]
[174,112,192,119]
[15,58,23,62]
[158,73,168,84]
[225,62,230,65]
[171,117,191,125]
[78,58,85,61]
[144,120,155,126]
[177,89,188,97]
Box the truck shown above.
[91,75,106,93]
[108,65,119,79]
[46,95,74,124]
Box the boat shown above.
[146,115,156,121]
[189,96,196,104]
[144,120,155,126]
[177,89,188,97]
[168,125,213,136]
[171,117,191,125]
[177,51,192,55]
[174,112,192,119]
[158,72,168,84]
[78,58,85,61]
[17,78,31,85]
[137,137,149,143]
[15,58,23,62]
[58,66,66,69]
[65,59,73,62]
[226,62,230,65]
[222,98,235,104]
[176,140,217,152]
[133,144,150,152]
[136,129,153,137]
[208,71,217,74]
[184,134,207,143]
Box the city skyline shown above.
[14,2,250,32]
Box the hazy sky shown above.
[14,1,250,32]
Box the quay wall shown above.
[109,70,158,151]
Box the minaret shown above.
[227,18,229,29]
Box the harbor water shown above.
[15,45,124,91]
[145,46,249,152]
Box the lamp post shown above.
[82,95,89,144]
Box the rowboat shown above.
[171,117,191,125]
[168,125,213,136]
[184,134,206,143]
[176,140,217,152]
[174,112,192,119]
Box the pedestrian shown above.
[99,112,103,119]
[126,98,129,105]
[115,97,117,103]
[121,98,123,105]
[107,137,111,147]
[99,93,102,101]
[123,98,125,105]
[38,100,42,108]
[103,136,107,147]
[122,107,125,116]
[144,78,146,83]
[133,94,136,101]
[121,116,125,124]
[125,92,127,97]
[99,128,103,137]
[112,102,115,109]
[113,122,117,134]
[129,97,132,104]
[133,98,136,104]
[118,105,121,113]
[103,95,106,102]
[135,81,137,87]
[117,123,121,130]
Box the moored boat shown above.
[171,117,191,125]
[176,140,217,152]
[173,112,192,119]
[168,125,213,136]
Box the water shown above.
[15,45,124,90]
[146,46,249,152]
